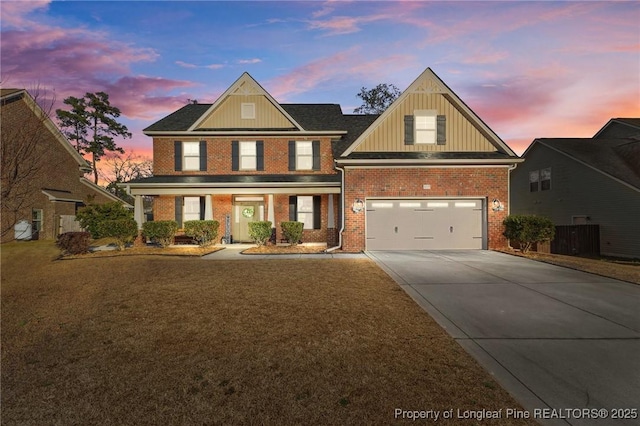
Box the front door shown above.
[233,198,265,242]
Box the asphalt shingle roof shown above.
[536,138,640,190]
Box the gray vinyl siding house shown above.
[511,119,640,259]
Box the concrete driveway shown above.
[368,250,640,426]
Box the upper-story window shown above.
[415,110,437,144]
[241,103,255,119]
[540,167,551,191]
[240,141,256,170]
[232,140,264,171]
[183,142,200,170]
[296,141,313,170]
[288,140,320,171]
[529,168,551,192]
[404,111,446,145]
[174,141,207,171]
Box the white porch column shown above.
[134,195,145,229]
[204,194,213,220]
[267,194,275,227]
[327,194,335,229]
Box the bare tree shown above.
[1,86,60,239]
[98,151,153,204]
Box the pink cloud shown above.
[266,49,415,100]
[0,0,51,29]
[176,60,198,69]
[237,58,262,65]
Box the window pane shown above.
[416,129,435,144]
[240,142,256,155]
[183,142,200,155]
[416,115,436,130]
[297,213,313,229]
[297,156,313,170]
[297,196,313,212]
[184,157,200,170]
[184,197,200,214]
[296,141,312,155]
[241,156,256,170]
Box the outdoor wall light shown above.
[491,198,504,212]
[352,198,365,213]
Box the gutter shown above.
[325,165,345,253]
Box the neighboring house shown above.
[127,68,522,251]
[1,89,129,242]
[511,118,640,258]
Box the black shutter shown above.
[256,140,264,171]
[404,115,414,145]
[289,196,297,221]
[199,197,206,220]
[288,141,296,171]
[231,141,239,171]
[199,141,207,171]
[312,140,320,171]
[313,195,321,229]
[174,141,182,171]
[175,196,183,226]
[437,115,446,145]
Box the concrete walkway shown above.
[201,244,368,260]
[367,250,640,426]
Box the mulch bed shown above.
[61,245,224,259]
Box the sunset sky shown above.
[2,0,639,160]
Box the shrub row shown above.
[248,221,272,246]
[281,221,303,246]
[142,220,178,248]
[503,215,555,253]
[184,220,219,247]
[98,218,138,250]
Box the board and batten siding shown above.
[511,144,640,258]
[354,92,497,153]
[197,95,295,130]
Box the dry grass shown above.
[64,245,223,259]
[1,241,535,425]
[243,244,327,255]
[499,249,640,285]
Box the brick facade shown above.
[340,167,510,252]
[1,90,124,242]
[153,137,337,175]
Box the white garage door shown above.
[366,199,485,250]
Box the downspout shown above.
[325,165,345,252]
[506,162,518,249]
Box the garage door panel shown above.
[366,199,484,250]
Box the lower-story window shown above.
[289,195,321,230]
[183,197,201,222]
[32,208,43,233]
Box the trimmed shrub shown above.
[56,232,91,255]
[98,218,139,251]
[248,221,272,246]
[76,202,133,239]
[281,221,303,246]
[184,220,219,247]
[142,220,178,248]
[503,215,555,253]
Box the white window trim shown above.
[239,141,257,171]
[183,141,200,171]
[296,141,313,170]
[414,109,437,144]
[32,208,43,232]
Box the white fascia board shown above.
[336,158,524,167]
[143,130,346,137]
[128,186,341,196]
[41,190,83,203]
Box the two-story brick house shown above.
[127,68,522,251]
[1,89,129,242]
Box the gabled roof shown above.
[594,118,640,139]
[1,89,92,172]
[189,72,303,131]
[144,104,211,132]
[340,67,518,158]
[528,138,640,191]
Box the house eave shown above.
[143,130,347,137]
[335,158,524,166]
